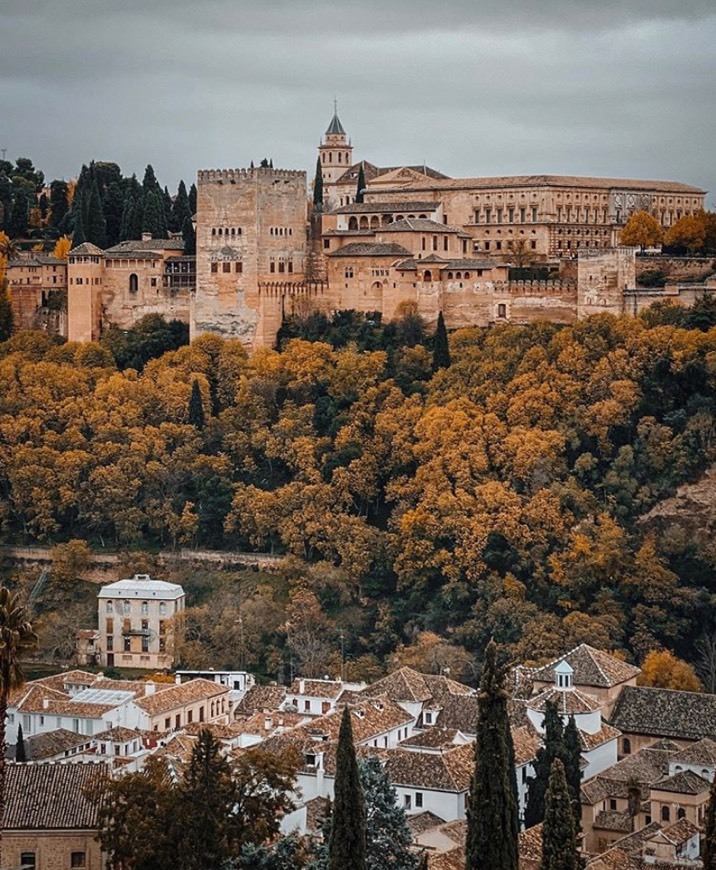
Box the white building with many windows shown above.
[97,574,185,670]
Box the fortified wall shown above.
[194,166,310,349]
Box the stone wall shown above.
[194,166,309,350]
[636,255,716,284]
[577,247,637,318]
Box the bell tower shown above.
[318,101,353,186]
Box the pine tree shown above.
[15,723,26,762]
[103,181,125,247]
[142,190,167,239]
[188,379,205,430]
[188,183,197,216]
[361,756,416,870]
[562,716,582,830]
[704,774,716,869]
[171,180,191,233]
[119,195,135,242]
[355,163,366,204]
[313,158,324,209]
[49,180,69,228]
[540,759,579,870]
[465,640,519,870]
[87,179,107,248]
[130,196,144,241]
[432,311,451,371]
[525,702,564,829]
[328,707,367,870]
[182,215,196,256]
[7,187,31,240]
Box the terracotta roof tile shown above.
[399,728,464,751]
[327,242,412,258]
[384,743,474,792]
[610,685,716,741]
[519,823,543,869]
[512,725,541,766]
[434,696,479,733]
[133,678,227,716]
[372,174,704,195]
[670,736,716,767]
[586,847,640,870]
[234,684,286,716]
[527,686,601,715]
[407,810,446,834]
[580,723,622,751]
[3,762,108,829]
[594,809,634,832]
[307,695,413,744]
[22,729,92,760]
[288,679,345,699]
[331,200,441,214]
[651,769,710,795]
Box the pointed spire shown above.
[326,99,346,136]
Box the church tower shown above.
[318,103,353,186]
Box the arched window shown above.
[123,600,130,615]
[661,806,670,822]
[464,272,471,279]
[447,272,453,279]
[159,602,166,615]
[359,217,369,230]
[423,270,432,282]
[348,217,358,231]
[129,273,138,293]
[677,808,686,820]
[106,601,113,613]
[141,602,148,615]
[370,216,379,229]
[455,272,462,279]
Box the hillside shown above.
[1,307,716,681]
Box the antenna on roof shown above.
[0,148,6,161]
[334,97,338,115]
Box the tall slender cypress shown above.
[87,179,107,248]
[71,193,87,248]
[540,759,579,870]
[328,707,366,870]
[182,216,196,256]
[15,724,26,762]
[525,702,564,829]
[465,640,519,870]
[313,158,324,209]
[188,379,205,430]
[432,311,451,371]
[562,716,582,830]
[704,774,716,870]
[355,163,366,203]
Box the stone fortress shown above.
[7,109,710,349]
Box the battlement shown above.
[197,167,306,184]
[258,280,327,298]
[578,247,637,259]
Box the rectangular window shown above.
[150,277,157,287]
[323,239,330,249]
[107,635,114,651]
[415,792,423,808]
[211,262,218,273]
[270,261,275,273]
[222,262,231,273]
[235,262,242,273]
[532,206,538,222]
[106,618,113,634]
[20,854,36,869]
[124,636,131,652]
[404,795,412,810]
[141,637,149,653]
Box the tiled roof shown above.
[373,174,705,194]
[305,795,330,832]
[527,686,600,715]
[586,847,640,870]
[23,729,92,760]
[670,736,716,767]
[605,821,662,857]
[16,684,118,718]
[360,667,434,703]
[399,728,464,751]
[384,743,474,792]
[580,743,678,804]
[580,722,622,751]
[133,679,227,715]
[234,684,286,716]
[428,848,465,870]
[93,726,142,743]
[519,824,543,870]
[594,809,633,832]
[36,670,97,691]
[331,201,440,214]
[660,817,700,844]
[378,218,461,234]
[230,711,306,738]
[307,695,414,744]
[610,685,716,741]
[334,162,448,186]
[3,762,108,830]
[651,769,710,795]
[395,257,497,272]
[104,239,185,253]
[327,242,412,258]
[512,724,541,766]
[288,678,344,699]
[407,810,446,834]
[325,111,345,136]
[434,695,479,733]
[69,242,104,256]
[530,645,640,689]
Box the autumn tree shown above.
[664,214,706,253]
[639,649,702,691]
[620,211,663,250]
[53,235,72,260]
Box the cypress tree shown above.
[130,196,144,241]
[142,164,160,195]
[432,311,451,371]
[49,180,69,228]
[7,187,31,240]
[103,181,125,247]
[465,640,519,870]
[71,193,87,248]
[328,707,366,870]
[87,179,107,248]
[188,379,205,430]
[162,186,173,229]
[119,195,135,241]
[313,157,324,209]
[704,774,716,869]
[188,183,197,216]
[540,759,579,870]
[182,215,196,256]
[355,163,366,204]
[525,702,564,829]
[142,190,167,239]
[15,723,27,762]
[562,716,582,830]
[171,180,191,233]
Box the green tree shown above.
[49,180,69,228]
[178,729,235,870]
[562,716,582,830]
[0,281,13,342]
[182,214,196,256]
[7,187,31,240]
[239,833,312,869]
[15,724,26,763]
[142,189,168,239]
[71,192,86,248]
[119,194,136,241]
[704,773,716,870]
[540,759,579,870]
[189,182,197,215]
[525,702,564,829]
[188,378,206,430]
[313,158,324,209]
[465,640,519,870]
[620,211,663,250]
[0,588,37,867]
[87,179,107,248]
[328,707,367,870]
[103,181,125,247]
[432,311,451,372]
[356,163,366,204]
[171,179,192,233]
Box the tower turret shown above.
[318,102,353,187]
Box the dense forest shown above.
[2,304,716,682]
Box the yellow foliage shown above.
[639,650,701,692]
[54,236,72,260]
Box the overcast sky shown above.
[2,0,714,201]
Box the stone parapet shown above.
[197,167,306,184]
